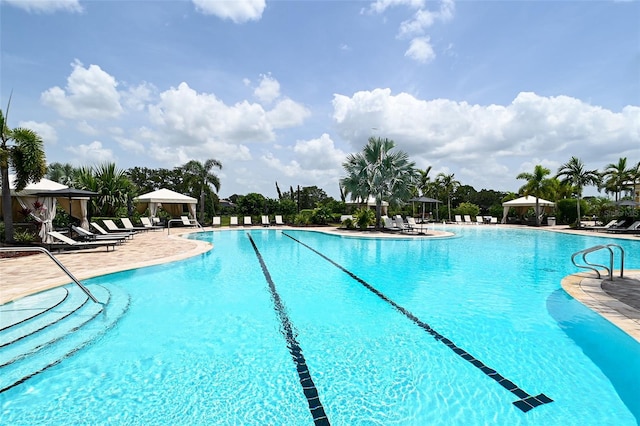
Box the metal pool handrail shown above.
[571,244,624,280]
[0,246,101,303]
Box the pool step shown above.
[0,284,130,393]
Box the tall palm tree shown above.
[435,172,460,222]
[516,165,552,226]
[182,159,222,222]
[556,157,601,228]
[1,100,47,242]
[77,163,134,217]
[600,157,632,202]
[418,166,433,197]
[341,137,417,229]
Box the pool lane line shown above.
[247,234,330,426]
[282,232,553,413]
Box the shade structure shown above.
[35,188,99,233]
[134,188,197,218]
[408,196,442,221]
[3,175,70,243]
[501,196,555,224]
[615,199,640,207]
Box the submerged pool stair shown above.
[0,284,130,393]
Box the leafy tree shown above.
[341,137,417,229]
[556,156,600,228]
[516,165,552,226]
[1,101,47,242]
[77,163,134,217]
[298,185,329,210]
[236,193,266,216]
[182,159,222,222]
[435,172,460,222]
[417,166,434,197]
[454,202,480,217]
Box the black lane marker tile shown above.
[282,232,553,413]
[247,234,330,426]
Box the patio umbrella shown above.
[408,196,442,222]
[36,188,100,234]
[615,199,640,207]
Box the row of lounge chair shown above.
[454,215,498,225]
[585,219,640,234]
[217,215,285,227]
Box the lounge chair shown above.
[140,217,163,230]
[261,215,270,227]
[72,225,128,243]
[275,215,284,226]
[607,221,640,234]
[47,231,119,251]
[212,216,221,227]
[243,216,252,226]
[180,216,199,228]
[585,219,624,231]
[383,216,400,232]
[476,216,484,224]
[103,219,138,235]
[463,215,473,224]
[121,217,149,232]
[455,215,463,224]
[91,222,134,239]
[230,216,239,226]
[490,217,498,224]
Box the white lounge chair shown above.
[180,216,199,228]
[475,216,484,224]
[383,216,400,231]
[103,219,138,235]
[586,219,623,231]
[91,222,134,239]
[243,216,252,226]
[73,225,127,243]
[140,217,163,230]
[275,215,284,226]
[490,217,498,224]
[230,216,239,226]
[261,215,270,226]
[463,215,473,224]
[48,231,119,251]
[607,221,640,234]
[212,216,221,227]
[455,215,463,224]
[121,217,149,231]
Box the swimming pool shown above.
[1,227,639,425]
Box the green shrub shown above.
[454,202,480,217]
[354,208,375,229]
[14,229,36,243]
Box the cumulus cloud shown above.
[192,0,266,23]
[123,81,157,112]
[114,136,146,155]
[405,37,436,63]
[76,121,98,135]
[254,74,281,104]
[332,88,640,190]
[4,0,83,14]
[266,99,311,128]
[65,140,115,164]
[17,121,58,145]
[41,60,123,120]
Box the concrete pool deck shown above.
[1,224,638,343]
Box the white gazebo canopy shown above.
[134,188,197,218]
[501,196,555,224]
[346,196,389,215]
[4,175,69,242]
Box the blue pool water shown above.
[1,226,639,425]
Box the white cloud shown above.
[266,98,311,128]
[332,88,640,191]
[41,60,123,120]
[254,74,280,104]
[4,0,83,14]
[365,0,425,14]
[65,140,114,165]
[123,81,156,112]
[115,136,146,155]
[76,121,98,135]
[192,0,266,23]
[405,37,436,63]
[293,133,347,170]
[17,120,58,145]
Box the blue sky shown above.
[1,0,638,199]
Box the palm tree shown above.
[77,163,134,217]
[1,100,47,242]
[341,137,417,229]
[556,157,601,228]
[600,157,632,202]
[418,166,433,197]
[47,162,78,186]
[182,159,222,222]
[435,172,460,222]
[516,165,552,226]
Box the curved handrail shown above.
[571,244,624,280]
[0,246,101,304]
